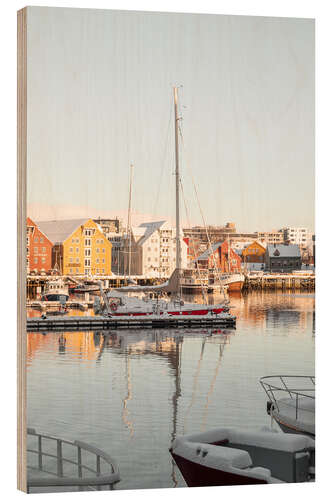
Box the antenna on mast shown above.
[127,164,134,279]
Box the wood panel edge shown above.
[17,6,27,494]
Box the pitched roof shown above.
[36,219,90,244]
[267,244,301,258]
[136,221,167,246]
[196,241,223,261]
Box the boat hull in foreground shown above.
[170,427,315,487]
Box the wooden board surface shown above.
[17,7,27,493]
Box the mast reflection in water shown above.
[27,292,315,491]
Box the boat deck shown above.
[272,397,315,436]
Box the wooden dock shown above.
[244,273,315,291]
[27,314,236,332]
[27,300,93,311]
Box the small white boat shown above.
[260,376,315,437]
[170,427,315,487]
[41,279,69,302]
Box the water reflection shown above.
[27,292,315,491]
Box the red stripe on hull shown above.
[168,310,209,316]
[170,452,267,487]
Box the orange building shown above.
[196,240,242,273]
[37,218,112,276]
[242,240,266,263]
[27,217,53,274]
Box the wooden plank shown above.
[17,7,27,493]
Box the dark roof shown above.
[37,219,90,244]
[267,244,301,258]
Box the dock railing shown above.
[259,375,315,421]
[27,428,120,492]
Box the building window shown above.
[41,257,46,263]
[42,247,46,253]
[96,248,100,253]
[76,268,79,274]
[40,237,44,243]
[85,249,91,256]
[96,258,99,264]
[102,269,105,274]
[72,239,75,243]
[34,247,38,254]
[85,259,91,267]
[102,258,105,264]
[84,239,91,246]
[102,248,105,253]
[96,269,99,274]
[69,258,73,263]
[70,268,73,274]
[34,237,39,243]
[70,247,73,252]
[34,257,38,264]
[76,258,79,263]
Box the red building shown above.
[27,217,53,274]
[196,240,242,273]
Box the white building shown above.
[282,227,308,248]
[108,220,188,278]
[137,221,188,278]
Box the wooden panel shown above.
[17,6,27,493]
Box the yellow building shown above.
[242,240,266,263]
[37,218,112,276]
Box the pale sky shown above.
[27,7,314,232]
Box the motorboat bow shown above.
[170,427,315,487]
[260,375,315,438]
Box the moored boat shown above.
[260,375,315,437]
[219,273,245,292]
[106,289,231,318]
[41,279,69,302]
[102,88,235,324]
[170,427,315,487]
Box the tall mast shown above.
[127,164,134,278]
[174,87,181,275]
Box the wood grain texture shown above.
[17,7,27,493]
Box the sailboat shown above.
[105,88,234,320]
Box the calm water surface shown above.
[27,291,315,490]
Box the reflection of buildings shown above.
[27,331,105,364]
[265,309,301,329]
[227,292,315,332]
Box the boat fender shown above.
[266,401,274,415]
[111,302,118,312]
[41,314,47,320]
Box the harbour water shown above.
[27,291,315,490]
